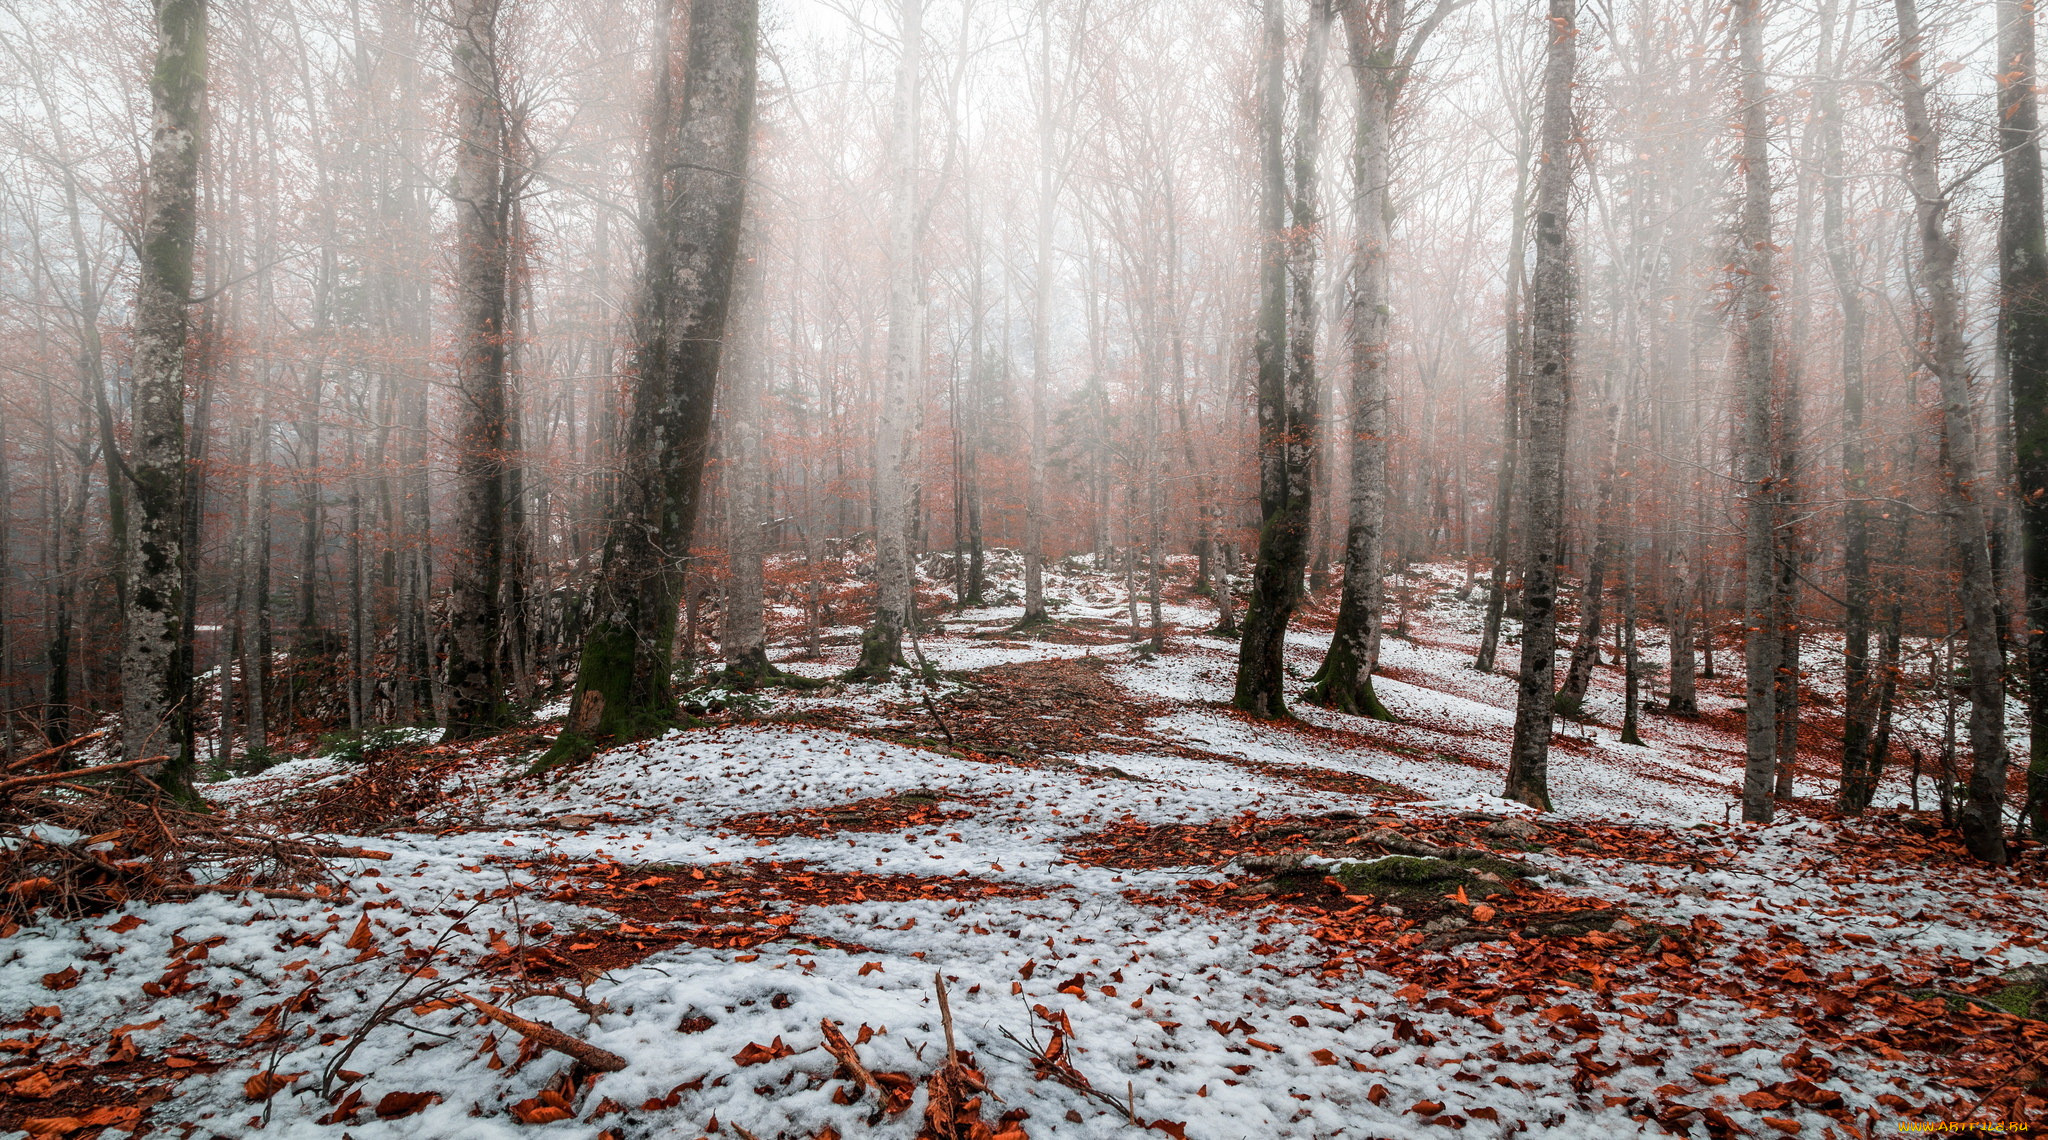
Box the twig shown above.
[934,971,960,1066]
[457,992,627,1072]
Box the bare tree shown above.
[120,0,208,801]
[442,0,513,739]
[556,0,758,751]
[1895,0,2009,861]
[1233,0,1315,718]
[1501,0,1575,810]
[1999,0,2048,836]
[853,0,925,679]
[1735,0,1779,824]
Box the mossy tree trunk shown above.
[121,0,208,803]
[558,0,758,751]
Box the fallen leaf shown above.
[374,1091,441,1119]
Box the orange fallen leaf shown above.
[374,1091,440,1119]
[734,1036,795,1066]
[244,1070,304,1100]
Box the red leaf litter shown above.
[2,561,2044,1137]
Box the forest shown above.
[0,0,2045,1135]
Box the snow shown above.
[3,557,2041,1138]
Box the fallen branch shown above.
[457,992,626,1072]
[1,731,107,775]
[162,883,326,902]
[820,1018,886,1103]
[0,756,159,798]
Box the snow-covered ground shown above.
[3,557,2043,1138]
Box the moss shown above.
[1325,854,1522,903]
[1985,984,2044,1018]
[846,618,907,681]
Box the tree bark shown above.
[1556,410,1618,716]
[1476,114,1532,676]
[1999,0,2048,836]
[1021,4,1058,629]
[442,0,512,740]
[1736,0,1780,824]
[120,0,207,802]
[1820,0,1877,810]
[1897,0,2009,862]
[722,228,778,681]
[1308,0,1398,721]
[1232,0,1315,719]
[556,0,757,752]
[853,0,922,678]
[1502,0,1576,811]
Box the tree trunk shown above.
[120,0,207,802]
[1502,0,1576,811]
[1021,6,1057,629]
[723,229,777,681]
[555,0,757,753]
[1999,0,2048,836]
[1556,411,1618,716]
[1476,114,1531,676]
[1821,0,1876,810]
[1308,0,1397,721]
[1896,0,2009,862]
[1736,0,1780,824]
[442,0,512,740]
[853,0,922,679]
[1232,0,1315,719]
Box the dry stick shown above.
[0,730,107,774]
[934,970,960,1066]
[819,1018,886,1101]
[0,755,159,797]
[457,992,627,1072]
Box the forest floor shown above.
[2,556,2045,1139]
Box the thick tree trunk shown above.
[556,0,756,753]
[1897,0,2009,862]
[1502,0,1576,811]
[853,0,922,678]
[1309,1,1397,721]
[1999,0,2048,836]
[120,0,207,802]
[442,0,512,740]
[1232,0,1315,719]
[1736,0,1780,824]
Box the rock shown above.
[1234,851,1313,875]
[1423,914,1471,933]
[1484,818,1539,840]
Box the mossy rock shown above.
[1326,854,1522,903]
[1985,982,2044,1018]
